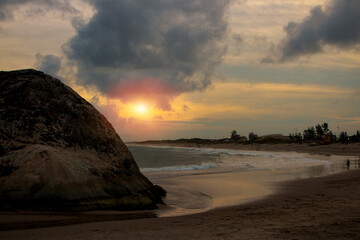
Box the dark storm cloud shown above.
[264,0,360,63]
[0,0,77,21]
[63,0,231,103]
[35,53,62,77]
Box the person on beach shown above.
[346,159,350,169]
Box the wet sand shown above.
[1,169,359,239]
[1,144,360,239]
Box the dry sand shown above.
[1,144,360,239]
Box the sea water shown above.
[128,145,354,174]
[128,145,358,216]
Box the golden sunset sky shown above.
[1,0,359,140]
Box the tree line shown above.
[230,123,360,144]
[289,123,360,144]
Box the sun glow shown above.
[134,103,149,115]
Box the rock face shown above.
[0,69,165,211]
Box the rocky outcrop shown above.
[0,69,165,211]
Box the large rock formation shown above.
[0,69,165,211]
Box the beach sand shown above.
[1,144,360,239]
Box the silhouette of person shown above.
[346,159,350,169]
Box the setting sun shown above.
[134,103,149,115]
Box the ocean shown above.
[127,145,357,216]
[128,145,352,174]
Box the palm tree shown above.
[230,130,240,141]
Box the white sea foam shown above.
[140,162,218,173]
[131,145,332,173]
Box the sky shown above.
[0,0,359,141]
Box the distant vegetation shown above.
[228,122,359,144]
[135,123,360,146]
[288,123,360,144]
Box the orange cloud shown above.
[108,77,179,111]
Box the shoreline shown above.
[130,143,359,217]
[1,169,359,239]
[131,142,360,157]
[1,144,360,239]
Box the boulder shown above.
[0,69,166,211]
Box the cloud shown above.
[94,102,129,129]
[263,0,360,63]
[0,0,78,21]
[35,53,62,77]
[108,77,178,111]
[63,0,232,110]
[183,105,190,112]
[153,115,163,121]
